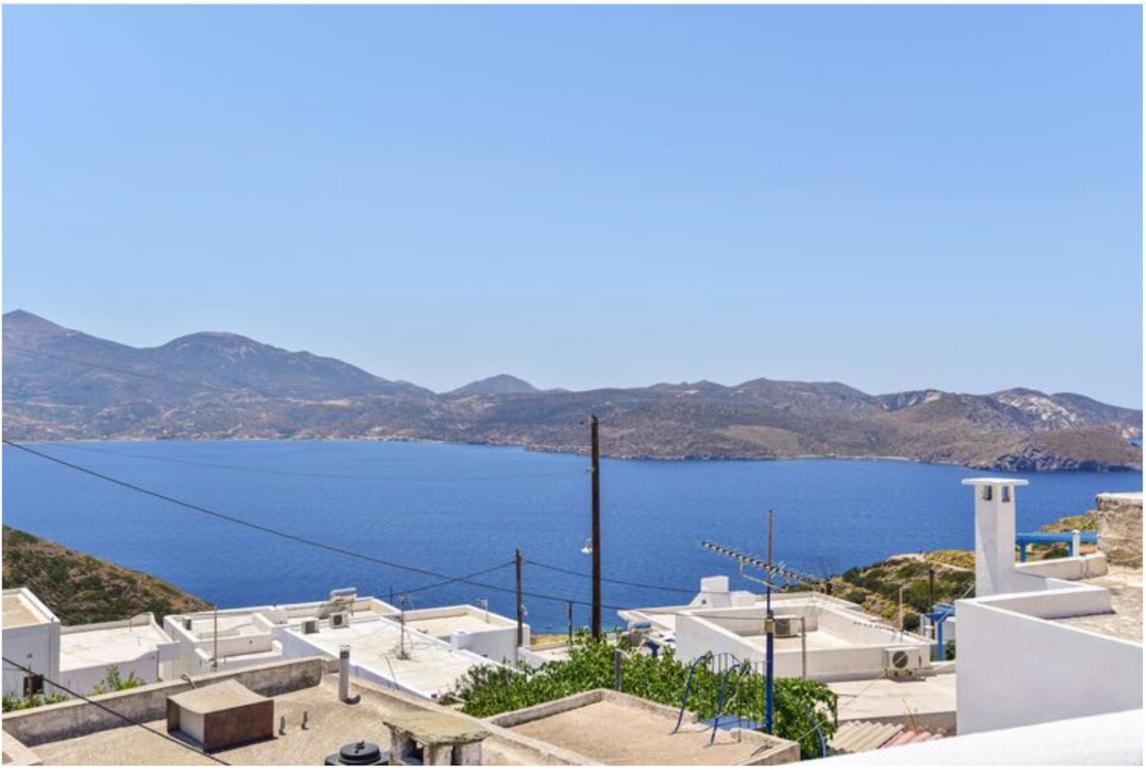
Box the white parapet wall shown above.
[673,600,932,682]
[956,582,1142,733]
[955,477,1143,734]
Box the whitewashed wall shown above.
[2,623,59,698]
[957,590,1143,733]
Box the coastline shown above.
[6,435,1141,474]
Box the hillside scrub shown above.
[2,526,210,624]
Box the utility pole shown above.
[764,510,774,734]
[212,605,219,672]
[590,414,602,640]
[567,601,574,642]
[515,548,524,650]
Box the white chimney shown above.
[962,477,1029,597]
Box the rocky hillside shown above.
[1,526,210,624]
[3,310,1141,471]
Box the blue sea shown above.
[2,440,1140,631]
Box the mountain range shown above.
[3,310,1141,471]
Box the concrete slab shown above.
[494,690,798,765]
[3,593,52,628]
[30,679,523,766]
[60,624,170,672]
[408,614,511,639]
[1054,566,1142,643]
[295,617,483,698]
[829,673,956,731]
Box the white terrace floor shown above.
[301,618,484,698]
[60,624,171,671]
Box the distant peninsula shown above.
[3,310,1141,472]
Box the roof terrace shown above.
[59,617,172,672]
[2,589,57,629]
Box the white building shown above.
[2,588,60,699]
[165,589,527,701]
[58,614,180,695]
[621,576,934,682]
[2,589,178,698]
[954,477,1143,734]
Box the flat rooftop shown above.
[742,628,855,651]
[406,612,512,639]
[830,673,957,724]
[60,623,171,672]
[185,613,264,638]
[299,618,482,698]
[26,679,533,766]
[1054,566,1143,643]
[2,592,53,628]
[504,696,788,765]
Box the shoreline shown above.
[5,435,1141,474]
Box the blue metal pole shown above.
[765,510,775,734]
[936,616,945,662]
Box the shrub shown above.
[844,589,868,605]
[449,634,837,759]
[2,691,68,712]
[902,611,921,633]
[91,665,144,695]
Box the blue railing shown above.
[1015,531,1097,562]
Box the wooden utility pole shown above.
[590,414,602,639]
[515,548,524,649]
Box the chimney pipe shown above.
[962,477,1029,597]
[338,645,359,704]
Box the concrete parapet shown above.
[1,657,325,747]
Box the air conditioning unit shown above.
[883,646,924,679]
[773,615,800,639]
[331,613,347,629]
[303,620,318,635]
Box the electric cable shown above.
[1,657,230,765]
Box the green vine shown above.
[448,633,837,758]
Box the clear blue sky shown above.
[4,5,1142,405]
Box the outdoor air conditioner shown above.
[303,620,318,635]
[331,612,347,629]
[773,616,800,639]
[883,646,924,679]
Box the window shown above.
[981,486,993,501]
[1001,486,1011,503]
[23,674,43,697]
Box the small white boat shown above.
[580,538,593,555]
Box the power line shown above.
[3,440,625,611]
[524,558,697,595]
[394,560,515,597]
[39,441,578,483]
[1,656,230,765]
